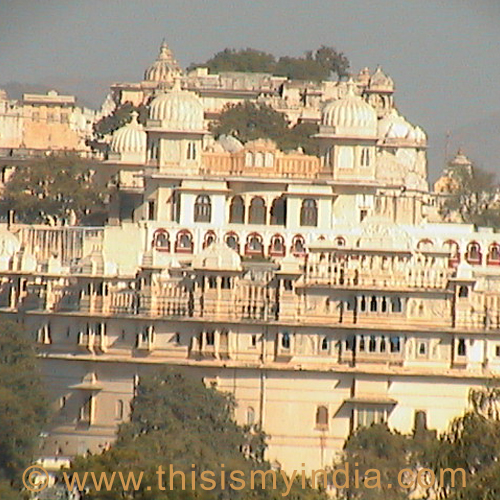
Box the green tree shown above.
[93,103,148,140]
[68,368,326,500]
[441,162,500,227]
[210,102,318,155]
[0,319,50,493]
[3,154,108,225]
[189,46,349,81]
[432,386,500,500]
[338,423,438,500]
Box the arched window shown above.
[391,297,402,313]
[245,152,253,167]
[245,233,264,256]
[194,195,211,223]
[466,242,482,264]
[300,199,318,227]
[316,406,329,428]
[269,234,285,257]
[321,337,329,352]
[175,230,193,253]
[247,407,255,426]
[417,239,433,251]
[291,235,306,256]
[458,286,469,298]
[203,231,216,249]
[229,196,245,224]
[264,152,274,167]
[270,197,286,225]
[225,232,240,252]
[152,230,170,251]
[255,152,264,167]
[444,240,460,267]
[249,197,266,225]
[281,332,291,349]
[487,244,500,265]
[457,338,467,357]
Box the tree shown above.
[210,102,318,155]
[189,48,276,74]
[68,368,326,500]
[2,154,108,225]
[0,319,50,493]
[432,386,500,500]
[337,423,439,500]
[93,103,148,140]
[441,161,500,227]
[189,46,350,81]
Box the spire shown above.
[129,111,139,125]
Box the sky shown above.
[1,0,500,177]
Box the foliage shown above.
[210,102,318,155]
[432,386,500,500]
[0,319,50,492]
[190,46,350,81]
[2,154,108,225]
[338,423,438,500]
[93,103,148,140]
[69,368,326,500]
[441,162,500,227]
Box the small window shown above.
[225,233,239,251]
[300,199,318,227]
[495,345,500,357]
[206,331,215,346]
[175,333,181,344]
[316,406,329,428]
[284,279,293,291]
[390,336,401,353]
[458,286,468,298]
[370,296,377,312]
[187,142,197,160]
[321,337,329,352]
[418,342,427,356]
[247,407,256,425]
[281,333,291,350]
[457,338,467,357]
[369,335,377,352]
[391,297,402,313]
[251,334,257,348]
[194,195,211,223]
[148,201,155,221]
[229,196,245,224]
[249,197,266,225]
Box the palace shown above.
[0,41,499,474]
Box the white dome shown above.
[321,80,377,137]
[149,80,204,131]
[110,112,146,154]
[378,109,426,144]
[144,40,182,83]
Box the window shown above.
[187,142,197,160]
[466,242,482,264]
[245,152,253,166]
[175,230,193,253]
[148,201,155,221]
[281,332,291,350]
[457,338,467,357]
[206,331,215,346]
[194,195,211,223]
[338,146,354,169]
[300,199,318,227]
[316,406,329,428]
[246,233,263,255]
[283,279,293,291]
[270,197,286,225]
[229,196,245,224]
[444,240,460,266]
[247,407,256,425]
[370,296,377,312]
[414,410,427,432]
[496,345,500,358]
[153,230,170,251]
[369,335,377,352]
[255,152,264,167]
[321,337,329,352]
[418,341,427,356]
[249,197,266,225]
[334,236,346,247]
[116,400,125,420]
[250,334,257,348]
[225,233,239,252]
[149,139,159,161]
[360,147,371,167]
[356,407,386,428]
[360,209,368,222]
[390,336,401,353]
[488,244,500,265]
[458,286,469,298]
[269,234,285,256]
[79,396,93,425]
[291,235,306,255]
[391,297,402,313]
[203,231,216,249]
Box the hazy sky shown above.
[1,0,500,175]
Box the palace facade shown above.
[0,42,498,475]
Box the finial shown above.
[130,111,139,124]
[346,77,356,96]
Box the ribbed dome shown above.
[144,40,182,82]
[110,112,146,154]
[149,80,204,131]
[321,81,377,137]
[378,109,426,144]
[369,66,394,90]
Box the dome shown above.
[149,80,204,131]
[321,80,377,137]
[144,40,182,83]
[368,66,394,90]
[378,109,425,144]
[110,112,146,154]
[192,242,242,272]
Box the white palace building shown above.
[1,42,499,474]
